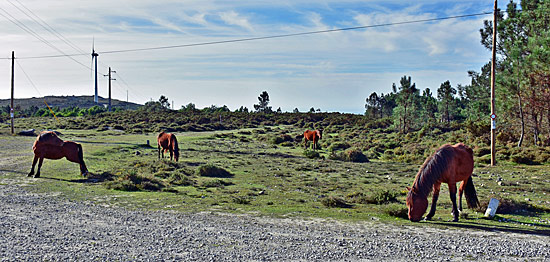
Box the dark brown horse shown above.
[303,129,322,151]
[406,143,479,222]
[157,132,179,162]
[28,131,88,178]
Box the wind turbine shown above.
[91,39,99,104]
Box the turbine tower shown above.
[91,41,99,103]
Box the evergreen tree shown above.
[158,95,170,109]
[253,91,272,113]
[437,80,456,123]
[458,64,491,121]
[393,76,419,133]
[420,88,438,124]
[365,92,381,119]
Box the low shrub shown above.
[303,150,320,159]
[320,196,353,208]
[477,154,491,165]
[232,196,251,204]
[198,164,233,178]
[201,179,233,188]
[106,170,165,192]
[345,148,369,163]
[168,172,194,186]
[366,189,399,204]
[328,142,351,152]
[510,151,536,165]
[383,204,408,219]
[329,148,368,163]
[280,141,294,147]
[105,179,139,191]
[474,147,491,157]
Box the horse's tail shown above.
[464,175,480,209]
[77,143,88,174]
[172,135,180,160]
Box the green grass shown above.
[1,122,549,234]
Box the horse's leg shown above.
[448,182,459,222]
[35,157,44,178]
[28,155,38,177]
[425,183,441,220]
[458,180,467,212]
[158,144,161,159]
[169,149,173,161]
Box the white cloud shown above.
[185,13,209,26]
[218,11,254,32]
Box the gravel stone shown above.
[0,177,549,261]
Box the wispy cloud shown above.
[218,11,254,32]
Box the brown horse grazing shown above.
[406,143,479,222]
[28,131,88,178]
[303,129,322,151]
[157,132,179,162]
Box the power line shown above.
[8,0,87,55]
[15,60,42,96]
[0,7,91,69]
[102,12,493,55]
[2,11,492,60]
[16,60,60,121]
[114,71,147,102]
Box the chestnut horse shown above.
[28,131,88,178]
[157,132,179,162]
[406,143,479,222]
[303,129,322,151]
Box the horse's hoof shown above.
[424,217,432,221]
[33,174,40,178]
[82,172,89,177]
[27,173,33,177]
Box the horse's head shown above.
[174,149,180,162]
[406,187,428,222]
[317,130,323,139]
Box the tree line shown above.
[365,0,550,147]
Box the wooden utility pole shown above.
[104,67,116,111]
[490,0,497,166]
[10,51,15,135]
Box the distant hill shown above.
[0,95,142,110]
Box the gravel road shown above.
[1,174,549,261]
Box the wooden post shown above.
[490,0,497,166]
[10,51,15,135]
[108,67,112,112]
[104,67,115,111]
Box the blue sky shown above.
[0,0,507,113]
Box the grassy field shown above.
[1,120,549,235]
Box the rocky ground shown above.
[0,174,549,262]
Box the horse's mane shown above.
[37,131,64,146]
[171,134,179,152]
[412,144,455,197]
